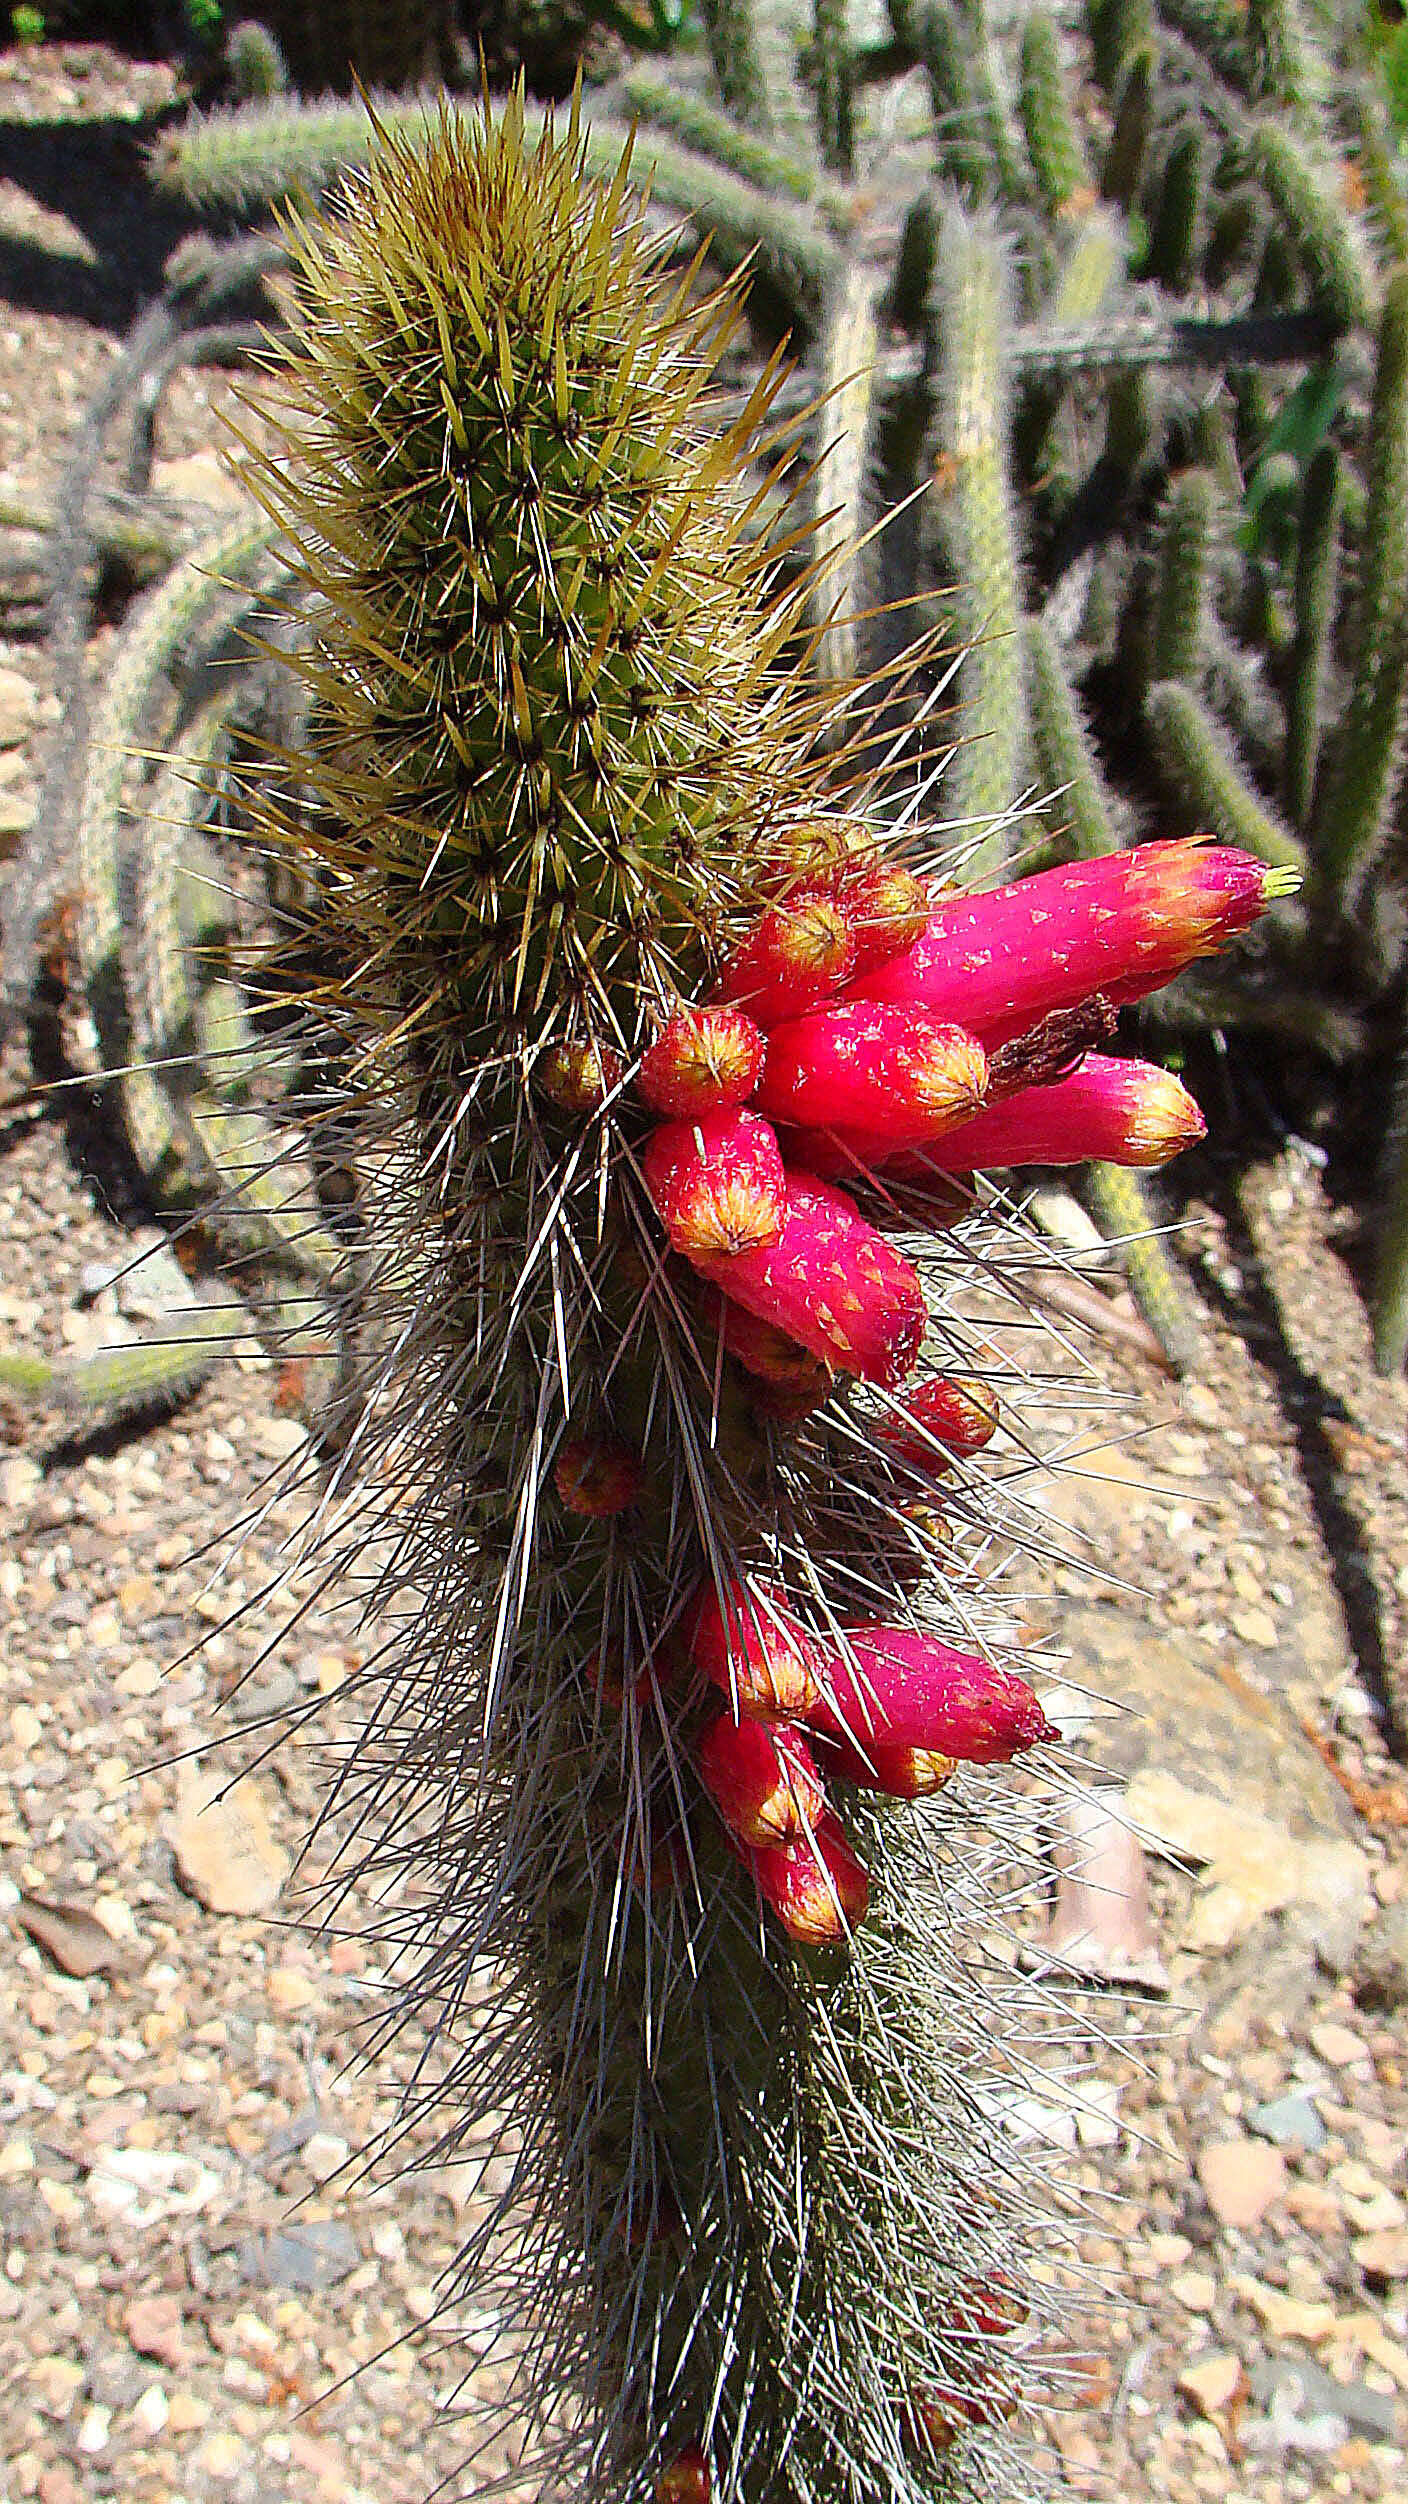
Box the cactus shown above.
[1313,268,1408,911]
[1019,11,1090,214]
[1283,440,1341,831]
[809,263,880,688]
[1147,680,1307,876]
[191,93,1285,2498]
[1148,464,1218,686]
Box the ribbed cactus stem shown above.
[1147,680,1307,876]
[1101,44,1153,209]
[619,66,822,202]
[812,0,855,175]
[1313,269,1408,908]
[1080,1160,1204,1374]
[1284,442,1341,832]
[1150,466,1218,687]
[1350,91,1408,276]
[1253,121,1373,334]
[702,0,775,131]
[1086,0,1154,93]
[1019,11,1091,213]
[810,264,880,688]
[927,206,1025,869]
[1024,611,1125,855]
[1147,125,1206,292]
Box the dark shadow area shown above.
[0,106,196,328]
[1184,1135,1405,1759]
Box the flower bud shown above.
[697,1173,926,1389]
[715,889,856,1026]
[694,1709,825,1846]
[834,857,932,974]
[903,2380,1017,2457]
[683,1577,822,1720]
[875,1376,999,1476]
[803,1626,1057,1763]
[744,1807,870,1943]
[699,1287,832,1393]
[754,1004,988,1149]
[535,1036,622,1112]
[639,1005,767,1119]
[554,1435,640,1516]
[812,1730,957,1798]
[642,1112,787,1260]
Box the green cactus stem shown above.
[927,205,1026,866]
[1101,43,1154,209]
[1350,90,1408,276]
[1313,268,1408,909]
[619,64,822,201]
[1147,679,1307,876]
[1080,1159,1204,1373]
[812,0,855,175]
[810,264,880,689]
[702,0,775,130]
[1252,121,1374,335]
[1149,465,1218,687]
[1025,611,1125,856]
[0,1291,252,1422]
[1087,0,1155,93]
[1147,124,1206,292]
[1284,440,1341,832]
[1019,10,1092,214]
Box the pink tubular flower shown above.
[875,1376,1000,1476]
[694,1711,825,1846]
[802,1626,1057,1764]
[851,841,1297,1046]
[743,1807,870,1944]
[811,1729,957,1799]
[699,1287,832,1394]
[696,1173,926,1388]
[715,889,856,1026]
[638,1005,767,1119]
[684,1577,822,1721]
[753,1003,989,1149]
[885,1054,1206,1174]
[642,1112,786,1259]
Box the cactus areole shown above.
[235,93,1290,2504]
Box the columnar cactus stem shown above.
[223,91,1288,2504]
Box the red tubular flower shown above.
[745,1807,870,1944]
[811,1730,957,1799]
[753,1003,989,1150]
[554,1435,640,1516]
[891,1054,1206,1173]
[851,840,1295,1046]
[802,1626,1057,1763]
[833,857,932,974]
[875,1376,1000,1477]
[642,1112,787,1259]
[699,1286,832,1393]
[638,1005,767,1118]
[694,1709,825,1846]
[715,889,856,1025]
[684,1577,822,1720]
[696,1173,926,1388]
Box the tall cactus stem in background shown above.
[1149,466,1218,688]
[926,205,1025,867]
[812,0,855,176]
[1080,1160,1205,1373]
[1018,11,1091,214]
[1284,441,1341,832]
[1313,269,1408,910]
[1025,612,1124,856]
[810,264,880,689]
[1148,680,1307,876]
[702,0,775,131]
[1373,1029,1408,1376]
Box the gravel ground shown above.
[2,35,1408,2504]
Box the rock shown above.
[1177,2350,1244,2418]
[237,2220,361,2290]
[1248,2093,1327,2154]
[148,450,249,510]
[0,665,36,747]
[1353,2228,1408,2283]
[131,2385,169,2437]
[29,2355,85,2420]
[1124,1769,1369,1955]
[86,2146,222,2228]
[1248,2356,1398,2446]
[122,2295,187,2369]
[1034,1792,1170,1993]
[1233,2276,1339,2344]
[166,1768,291,1915]
[1059,1608,1360,1840]
[1309,2019,1370,2068]
[1354,1903,1408,2011]
[14,1895,129,1979]
[1170,2267,1218,2313]
[1196,2135,1287,2232]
